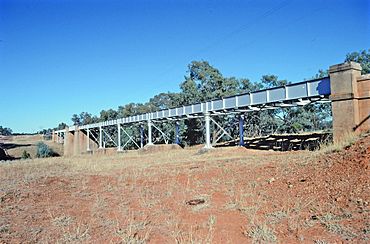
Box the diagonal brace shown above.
[120,127,140,149]
[209,117,233,145]
[151,123,171,144]
[102,128,117,147]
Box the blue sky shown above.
[0,0,369,133]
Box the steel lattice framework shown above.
[54,76,331,149]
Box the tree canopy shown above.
[0,126,12,136]
[50,49,368,147]
[345,49,370,74]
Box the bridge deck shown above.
[56,77,330,132]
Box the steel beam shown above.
[87,129,91,151]
[120,126,140,150]
[59,77,331,132]
[147,119,153,145]
[99,126,103,148]
[239,115,244,146]
[117,123,122,151]
[204,112,212,149]
[152,123,170,144]
[140,125,144,148]
[175,121,180,145]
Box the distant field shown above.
[0,134,369,243]
[0,135,63,159]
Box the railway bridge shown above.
[53,62,369,156]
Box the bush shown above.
[36,142,55,158]
[21,150,31,159]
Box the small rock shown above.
[268,177,275,184]
[186,199,205,206]
[311,215,318,220]
[335,196,343,202]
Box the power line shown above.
[155,0,292,84]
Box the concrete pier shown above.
[329,62,370,141]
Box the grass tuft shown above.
[245,223,277,243]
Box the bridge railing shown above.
[68,76,330,131]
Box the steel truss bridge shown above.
[54,77,331,150]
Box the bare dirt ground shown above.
[0,134,369,243]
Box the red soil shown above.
[1,135,369,243]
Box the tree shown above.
[345,49,370,74]
[71,112,99,126]
[65,50,369,147]
[0,126,12,136]
[36,142,55,158]
[181,61,241,102]
[80,112,99,125]
[118,103,151,118]
[56,123,67,130]
[260,74,288,88]
[100,109,118,121]
[71,114,81,126]
[180,77,201,104]
[149,92,182,110]
[239,78,262,92]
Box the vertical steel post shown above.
[204,112,212,149]
[117,123,122,151]
[99,126,103,148]
[140,125,144,148]
[175,121,180,145]
[87,129,91,151]
[239,114,244,146]
[147,120,153,145]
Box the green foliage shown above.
[345,49,370,74]
[72,112,99,126]
[100,109,118,121]
[261,74,288,88]
[57,123,67,130]
[21,150,31,159]
[67,49,368,147]
[36,142,55,158]
[0,126,12,136]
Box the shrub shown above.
[36,142,55,158]
[21,150,31,159]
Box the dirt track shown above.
[0,135,369,243]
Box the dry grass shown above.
[1,135,63,159]
[318,132,359,154]
[1,134,368,243]
[245,223,277,243]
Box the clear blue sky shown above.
[0,0,369,133]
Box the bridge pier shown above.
[63,126,99,156]
[64,127,74,156]
[52,130,56,142]
[329,62,370,142]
